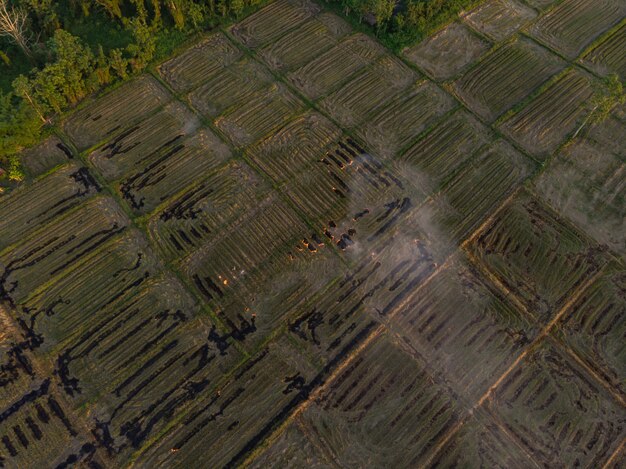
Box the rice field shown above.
[2,0,625,467]
[452,37,566,121]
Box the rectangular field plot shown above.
[421,140,533,244]
[0,163,100,252]
[17,230,162,355]
[20,136,72,177]
[248,420,336,468]
[117,129,231,215]
[499,69,594,160]
[68,318,242,466]
[147,162,270,262]
[288,235,439,363]
[215,83,305,147]
[132,338,318,468]
[63,76,170,151]
[395,109,493,194]
[428,415,535,468]
[319,55,418,128]
[468,189,608,321]
[246,112,423,249]
[209,247,343,350]
[452,38,565,121]
[389,257,539,401]
[533,139,624,254]
[0,380,99,468]
[44,277,203,402]
[89,101,200,181]
[282,160,419,252]
[529,0,626,60]
[245,112,343,184]
[258,13,351,73]
[182,195,315,296]
[299,334,462,468]
[463,0,537,42]
[356,80,457,160]
[403,22,490,81]
[230,0,321,49]
[267,137,421,250]
[288,33,385,100]
[188,58,273,119]
[554,267,625,396]
[582,23,626,80]
[0,197,129,304]
[158,33,242,93]
[487,340,626,467]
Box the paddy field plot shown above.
[299,334,463,468]
[187,58,274,118]
[230,0,321,49]
[319,55,418,128]
[388,255,539,402]
[486,340,625,467]
[533,136,625,254]
[355,81,456,160]
[0,163,100,251]
[581,23,626,80]
[0,197,129,304]
[452,37,566,121]
[88,101,201,181]
[462,0,537,42]
[553,266,626,397]
[19,136,72,177]
[158,33,243,93]
[258,13,351,72]
[133,337,318,468]
[287,33,385,100]
[403,22,490,81]
[528,0,626,60]
[468,189,608,321]
[393,109,493,194]
[117,129,231,215]
[2,0,625,467]
[420,140,534,244]
[428,414,535,468]
[63,76,171,151]
[147,162,270,262]
[498,69,594,160]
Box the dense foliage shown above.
[324,0,482,50]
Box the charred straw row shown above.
[469,189,609,322]
[0,165,100,252]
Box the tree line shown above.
[326,0,481,49]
